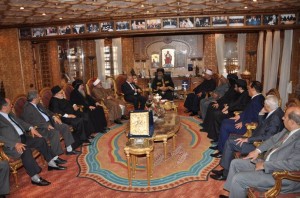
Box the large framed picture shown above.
[162,18,177,29]
[129,111,154,138]
[58,25,72,35]
[146,19,161,29]
[263,14,278,25]
[246,15,261,26]
[116,21,130,31]
[280,14,296,25]
[19,28,32,38]
[72,24,85,34]
[195,17,210,27]
[32,28,45,37]
[131,19,146,30]
[162,48,175,67]
[179,17,194,28]
[45,27,58,36]
[101,22,114,32]
[87,23,100,33]
[229,16,244,26]
[212,16,228,26]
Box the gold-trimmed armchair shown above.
[39,87,52,109]
[248,171,300,198]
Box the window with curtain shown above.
[104,46,113,76]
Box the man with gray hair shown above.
[211,95,284,181]
[22,90,79,156]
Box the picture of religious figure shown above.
[212,16,228,27]
[116,21,130,31]
[246,15,261,26]
[162,49,175,68]
[229,16,244,26]
[280,14,296,25]
[179,17,194,28]
[162,18,177,29]
[58,25,71,35]
[195,17,210,27]
[151,53,160,67]
[87,23,100,33]
[101,22,114,32]
[146,19,161,29]
[72,24,85,34]
[263,14,278,25]
[131,20,146,30]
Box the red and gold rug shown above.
[77,116,219,192]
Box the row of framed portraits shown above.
[20,13,300,39]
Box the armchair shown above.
[248,171,300,198]
[39,87,52,108]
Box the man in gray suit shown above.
[0,97,66,187]
[0,160,9,196]
[22,90,79,155]
[220,106,300,198]
[211,95,284,180]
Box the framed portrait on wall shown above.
[146,19,161,29]
[131,19,146,30]
[228,16,244,26]
[246,15,261,26]
[162,49,175,68]
[263,14,278,25]
[32,28,45,37]
[116,21,130,31]
[72,24,85,34]
[19,28,32,38]
[195,17,210,27]
[151,53,160,67]
[58,25,72,35]
[101,22,114,32]
[162,18,177,29]
[179,17,194,28]
[280,14,296,25]
[45,27,58,36]
[87,23,100,33]
[212,16,227,26]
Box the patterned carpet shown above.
[77,116,220,192]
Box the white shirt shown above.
[265,108,276,119]
[0,112,23,135]
[251,93,261,99]
[30,102,50,122]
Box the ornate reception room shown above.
[0,0,300,198]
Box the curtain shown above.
[95,39,105,80]
[256,31,264,81]
[266,30,280,91]
[112,38,122,76]
[215,34,225,74]
[237,33,246,73]
[263,31,273,94]
[279,30,293,108]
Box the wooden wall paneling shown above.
[203,34,217,72]
[122,38,135,75]
[48,40,60,87]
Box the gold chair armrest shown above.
[0,141,9,161]
[265,171,300,198]
[243,122,257,138]
[253,141,262,147]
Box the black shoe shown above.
[211,140,218,144]
[54,157,67,164]
[212,169,224,175]
[114,119,122,124]
[121,115,129,120]
[104,127,110,131]
[210,174,227,181]
[31,177,51,186]
[184,109,191,113]
[210,152,222,158]
[48,165,67,171]
[209,145,218,150]
[219,195,229,198]
[89,135,95,139]
[189,112,197,116]
[66,150,81,155]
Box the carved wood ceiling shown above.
[0,0,299,28]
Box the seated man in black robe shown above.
[184,69,216,116]
[151,68,174,100]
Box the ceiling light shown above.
[244,6,248,9]
[42,13,46,16]
[253,0,257,1]
[59,17,63,20]
[20,7,24,10]
[141,4,144,8]
[147,10,149,13]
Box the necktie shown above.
[264,131,290,161]
[8,114,24,135]
[36,105,50,122]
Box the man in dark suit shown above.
[70,79,108,133]
[0,97,66,187]
[211,95,284,181]
[121,75,147,110]
[220,106,300,198]
[211,81,265,157]
[22,90,79,155]
[49,86,92,147]
[0,160,9,196]
[184,69,216,116]
[151,68,174,100]
[206,79,251,142]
